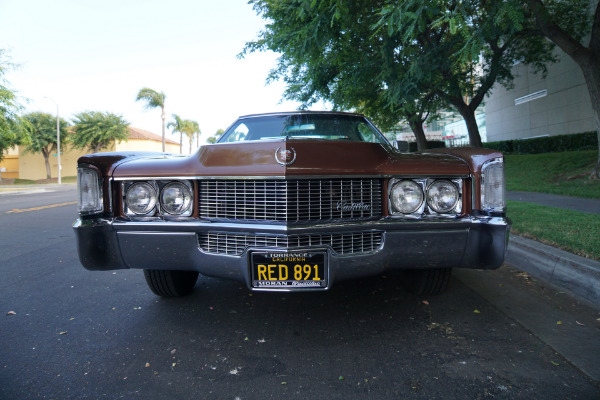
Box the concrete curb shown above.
[506,235,600,307]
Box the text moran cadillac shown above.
[73,111,510,297]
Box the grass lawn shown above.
[505,150,600,199]
[508,200,600,261]
[505,150,599,260]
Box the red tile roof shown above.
[127,126,179,145]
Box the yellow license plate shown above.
[251,252,327,288]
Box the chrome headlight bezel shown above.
[122,179,194,218]
[159,181,193,216]
[77,167,104,215]
[124,181,158,216]
[426,179,460,214]
[388,177,463,218]
[389,179,425,215]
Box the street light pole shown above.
[44,97,61,184]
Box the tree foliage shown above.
[71,111,129,153]
[207,128,225,144]
[167,113,185,154]
[136,87,167,152]
[181,119,200,154]
[22,112,69,179]
[168,114,200,153]
[0,49,28,161]
[243,0,442,149]
[243,0,560,148]
[377,0,559,147]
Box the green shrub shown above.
[484,131,597,154]
[409,140,446,152]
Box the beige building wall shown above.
[486,49,596,142]
[0,147,20,179]
[18,145,88,180]
[17,136,182,181]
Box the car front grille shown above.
[198,178,382,224]
[198,231,384,256]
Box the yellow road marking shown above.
[7,201,78,213]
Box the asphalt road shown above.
[1,186,599,399]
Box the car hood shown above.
[111,140,471,178]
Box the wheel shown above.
[143,269,199,297]
[402,268,452,296]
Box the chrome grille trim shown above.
[199,178,382,223]
[198,231,384,256]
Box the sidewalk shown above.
[506,191,600,307]
[507,191,600,214]
[0,183,76,195]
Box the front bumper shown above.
[74,216,510,290]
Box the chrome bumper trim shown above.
[74,216,511,289]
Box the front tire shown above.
[143,270,199,297]
[402,268,452,296]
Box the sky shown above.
[0,0,322,148]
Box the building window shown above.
[514,90,547,106]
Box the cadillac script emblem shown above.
[275,147,296,166]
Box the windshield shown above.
[218,114,389,145]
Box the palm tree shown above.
[182,120,200,154]
[136,88,166,151]
[167,114,185,154]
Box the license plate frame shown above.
[251,251,328,289]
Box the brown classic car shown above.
[74,111,510,298]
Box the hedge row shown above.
[406,140,446,152]
[483,131,598,154]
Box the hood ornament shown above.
[275,147,296,166]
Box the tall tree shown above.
[525,0,600,178]
[136,88,166,152]
[196,125,202,148]
[244,0,555,148]
[207,128,225,144]
[167,114,185,154]
[22,112,69,179]
[71,111,129,153]
[181,120,200,154]
[0,49,28,161]
[242,0,442,149]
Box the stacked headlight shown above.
[390,180,424,214]
[427,180,459,213]
[159,182,192,215]
[123,180,193,217]
[125,182,157,215]
[389,178,462,216]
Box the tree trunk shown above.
[180,132,183,154]
[42,148,51,179]
[408,119,429,151]
[451,101,482,147]
[161,108,166,152]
